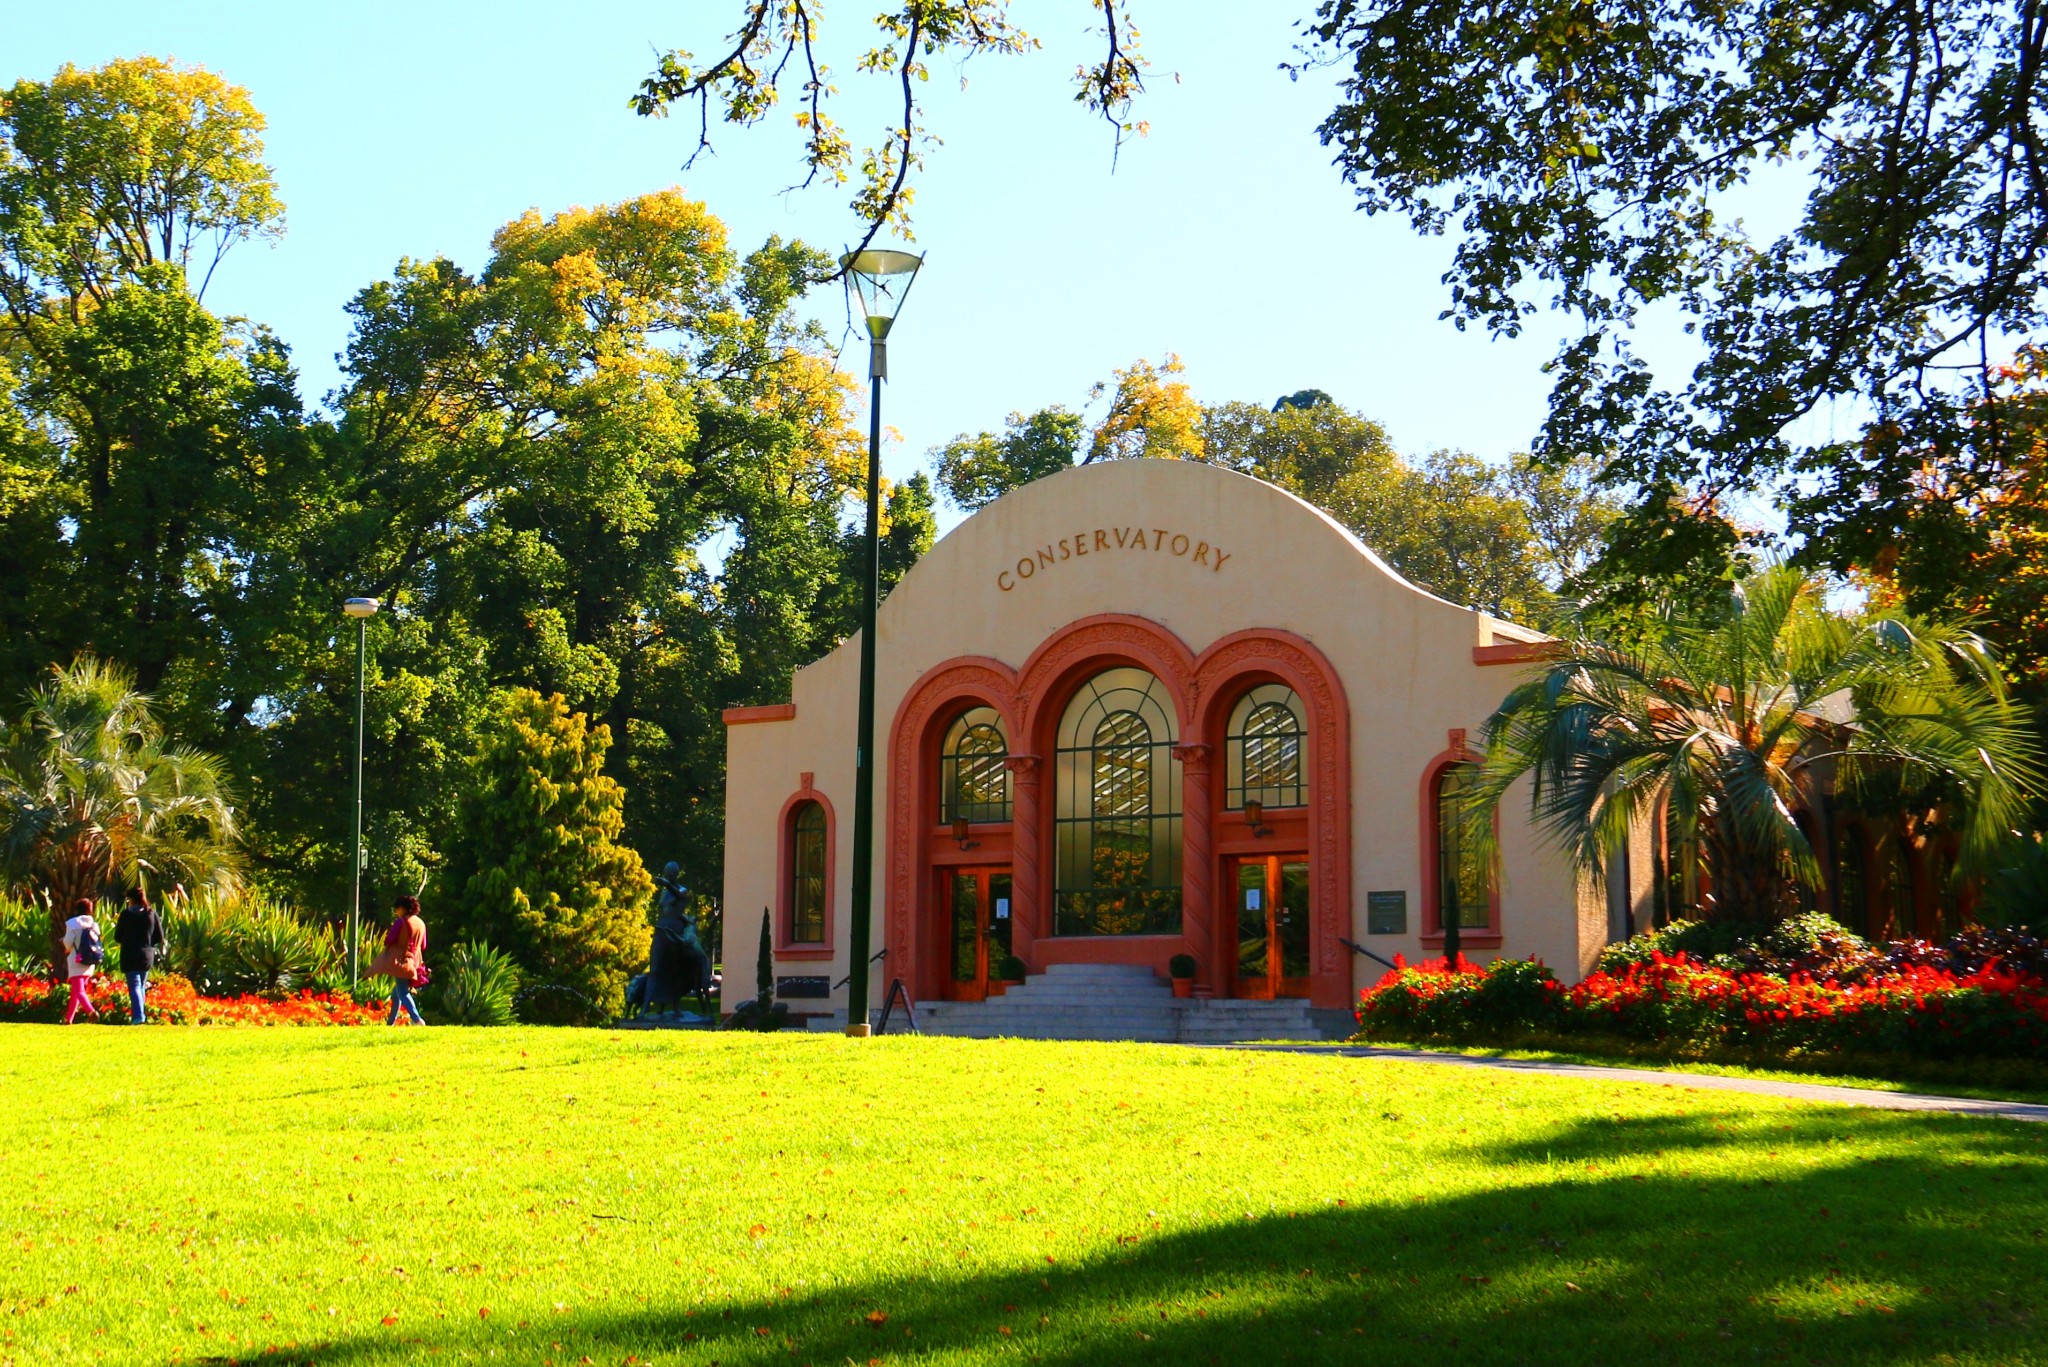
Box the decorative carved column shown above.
[1173,742,1217,995]
[1004,754,1044,963]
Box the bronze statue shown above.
[633,862,712,1020]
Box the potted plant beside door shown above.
[1168,954,1197,998]
[993,954,1028,995]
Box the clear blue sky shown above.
[11,3,1735,527]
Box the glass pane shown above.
[989,875,1014,968]
[1279,861,1312,981]
[791,802,827,943]
[1237,862,1268,981]
[950,874,979,982]
[1437,764,1492,930]
[941,707,1011,823]
[1052,669,1183,936]
[1226,685,1306,809]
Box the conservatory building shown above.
[721,458,1639,1031]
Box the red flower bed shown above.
[1358,951,2048,1062]
[0,971,383,1026]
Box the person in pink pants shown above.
[61,898,103,1024]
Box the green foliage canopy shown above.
[436,689,654,1025]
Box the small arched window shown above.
[789,801,827,944]
[1226,684,1306,810]
[1433,762,1493,931]
[940,706,1011,823]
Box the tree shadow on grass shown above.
[238,1110,2048,1367]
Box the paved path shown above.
[1219,1044,2048,1123]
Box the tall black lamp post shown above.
[840,247,923,1037]
[342,596,380,987]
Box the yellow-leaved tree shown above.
[436,690,654,1024]
[1086,354,1204,463]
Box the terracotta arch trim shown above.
[884,618,1357,1010]
[775,786,837,960]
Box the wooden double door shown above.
[1232,854,1311,999]
[945,867,1015,1001]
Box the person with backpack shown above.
[60,898,104,1025]
[113,887,167,1024]
[368,895,429,1026]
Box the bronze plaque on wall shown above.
[1366,891,1407,935]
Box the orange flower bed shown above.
[0,970,383,1026]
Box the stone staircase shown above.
[806,962,1335,1042]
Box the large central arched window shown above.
[940,706,1011,823]
[1053,668,1182,936]
[1225,684,1306,809]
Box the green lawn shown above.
[2,1028,2044,1366]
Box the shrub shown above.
[163,895,239,993]
[1356,955,1562,1038]
[1167,953,1197,979]
[1978,831,2047,928]
[0,894,47,975]
[227,905,336,995]
[435,941,522,1026]
[1361,949,2048,1064]
[436,689,653,1026]
[1595,914,1878,979]
[1467,956,1566,1032]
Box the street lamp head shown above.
[840,248,924,342]
[342,597,381,619]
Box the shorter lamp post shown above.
[342,597,380,987]
[840,247,923,1035]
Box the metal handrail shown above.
[1337,936,1401,972]
[833,946,887,991]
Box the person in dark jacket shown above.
[112,887,167,1024]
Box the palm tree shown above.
[0,656,240,972]
[1467,566,2040,923]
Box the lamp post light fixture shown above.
[342,596,380,988]
[1244,799,1273,839]
[840,246,924,1037]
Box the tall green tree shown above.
[436,689,654,1024]
[0,57,291,699]
[230,191,882,910]
[1466,567,2041,923]
[1301,0,2048,586]
[934,408,1084,512]
[0,656,239,971]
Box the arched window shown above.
[1225,684,1306,809]
[940,706,1011,823]
[1053,668,1182,936]
[788,801,827,944]
[1433,762,1492,932]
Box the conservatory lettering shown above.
[996,527,1232,591]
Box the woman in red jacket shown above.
[370,895,428,1026]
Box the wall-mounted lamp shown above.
[951,816,980,851]
[1244,799,1273,839]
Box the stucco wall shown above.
[723,459,1601,1005]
